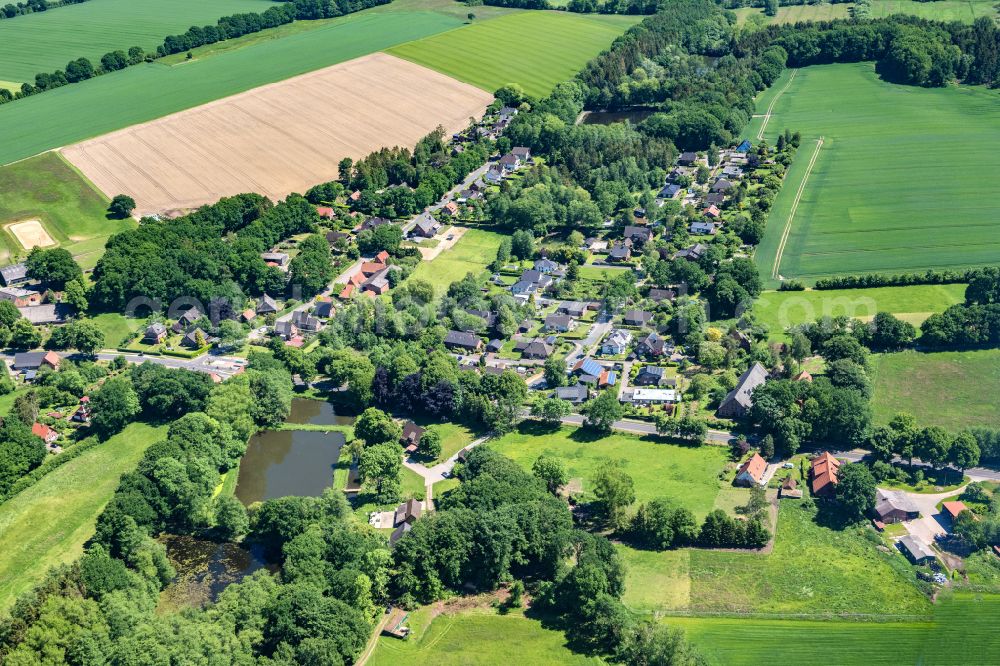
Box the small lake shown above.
[159,535,277,609]
[579,108,657,125]
[235,428,345,505]
[286,397,355,426]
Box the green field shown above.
[407,229,506,295]
[387,11,641,98]
[736,0,998,26]
[89,312,139,348]
[368,606,601,666]
[0,0,270,84]
[752,63,1000,287]
[0,152,131,268]
[0,422,166,611]
[871,348,1000,430]
[490,424,728,519]
[0,10,463,165]
[753,284,967,340]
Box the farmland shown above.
[735,0,998,26]
[0,152,131,269]
[406,228,505,295]
[0,0,270,84]
[0,423,166,611]
[0,10,463,165]
[871,348,1000,430]
[752,63,1000,286]
[753,284,967,340]
[62,53,492,216]
[387,11,642,98]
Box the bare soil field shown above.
[7,219,56,249]
[61,53,493,216]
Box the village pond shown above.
[285,396,356,426]
[158,535,278,610]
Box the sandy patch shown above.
[8,219,55,249]
[60,53,494,217]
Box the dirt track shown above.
[61,53,493,217]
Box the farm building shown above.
[809,452,841,496]
[716,363,768,418]
[13,350,61,372]
[942,501,970,521]
[876,490,921,524]
[898,535,936,565]
[0,263,28,287]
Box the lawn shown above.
[387,11,641,98]
[89,312,140,349]
[490,423,728,519]
[735,0,997,26]
[0,152,131,268]
[406,228,505,295]
[0,10,463,165]
[752,63,1000,287]
[368,606,601,666]
[753,284,967,340]
[0,422,166,611]
[871,348,1000,430]
[687,501,930,616]
[415,421,477,464]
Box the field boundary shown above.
[757,68,797,141]
[771,135,824,280]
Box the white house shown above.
[601,329,633,356]
[629,388,677,405]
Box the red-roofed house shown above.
[810,451,841,496]
[942,501,970,521]
[349,190,361,202]
[360,261,387,276]
[32,422,58,444]
[442,201,459,216]
[735,452,767,487]
[375,250,390,263]
[316,206,335,219]
[703,205,721,219]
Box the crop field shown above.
[752,63,1000,287]
[0,423,166,611]
[490,423,728,519]
[753,284,967,340]
[406,228,505,295]
[61,53,492,216]
[735,0,997,25]
[387,11,641,98]
[0,152,131,268]
[0,0,270,84]
[871,348,1000,430]
[0,11,462,166]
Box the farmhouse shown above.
[898,535,936,565]
[716,362,768,418]
[0,263,28,287]
[13,351,61,372]
[809,452,841,496]
[444,330,482,352]
[875,489,921,524]
[601,329,632,356]
[735,452,768,487]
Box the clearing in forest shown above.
[753,63,1000,286]
[61,53,493,217]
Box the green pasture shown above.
[0,422,166,611]
[871,348,1000,430]
[735,0,997,26]
[368,606,601,665]
[387,11,641,98]
[0,152,131,268]
[753,63,1000,286]
[753,284,967,340]
[490,423,728,519]
[0,0,270,84]
[89,313,140,348]
[406,228,505,295]
[0,10,463,165]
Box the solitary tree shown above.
[592,459,635,530]
[581,390,623,434]
[532,455,568,495]
[108,194,136,219]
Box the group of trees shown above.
[0,0,86,21]
[921,269,1000,347]
[475,0,665,15]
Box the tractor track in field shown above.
[757,68,797,141]
[772,135,824,281]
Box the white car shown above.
[782,462,794,469]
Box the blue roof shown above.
[576,358,602,377]
[604,372,617,386]
[736,139,752,153]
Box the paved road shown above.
[558,413,733,444]
[4,349,248,379]
[829,449,1000,483]
[404,436,490,486]
[277,257,364,324]
[401,162,491,234]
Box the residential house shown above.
[394,499,422,526]
[711,178,733,193]
[636,332,667,358]
[677,152,698,166]
[657,183,681,200]
[257,295,279,315]
[486,339,504,353]
[690,221,719,235]
[241,308,256,323]
[648,288,676,303]
[898,535,936,565]
[519,339,553,360]
[634,366,670,387]
[0,287,41,307]
[705,192,725,207]
[675,243,707,262]
[608,244,632,262]
[32,422,59,444]
[413,212,440,238]
[466,309,496,329]
[601,329,632,356]
[313,301,335,319]
[360,216,392,231]
[735,452,768,487]
[716,362,768,418]
[400,421,424,454]
[730,329,752,352]
[534,258,561,274]
[624,226,653,246]
[0,262,28,287]
[702,205,721,220]
[942,501,970,521]
[13,350,61,372]
[779,476,803,499]
[389,522,412,548]
[809,452,841,496]
[498,152,521,172]
[292,309,322,332]
[484,167,504,185]
[793,370,813,382]
[573,358,604,384]
[143,323,167,344]
[326,230,349,246]
[736,139,752,153]
[362,268,391,296]
[274,320,299,341]
[181,328,207,349]
[172,306,202,333]
[441,201,460,217]
[72,396,91,423]
[721,165,743,179]
[623,310,652,327]
[555,383,589,404]
[544,313,576,333]
[876,490,921,523]
[316,206,335,219]
[261,252,289,268]
[558,301,587,317]
[511,146,531,162]
[444,330,482,352]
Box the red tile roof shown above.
[810,451,841,495]
[737,452,767,483]
[942,501,969,520]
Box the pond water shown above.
[579,108,657,125]
[235,428,345,505]
[286,397,355,426]
[159,535,277,609]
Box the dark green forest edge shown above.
[3,0,1000,663]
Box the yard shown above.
[406,228,505,295]
[871,348,1000,430]
[0,422,166,611]
[89,312,140,349]
[751,63,1000,286]
[753,284,967,340]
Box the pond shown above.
[159,535,277,610]
[286,397,355,426]
[235,428,345,505]
[579,108,657,126]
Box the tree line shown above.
[0,0,86,21]
[920,268,1000,348]
[469,0,665,15]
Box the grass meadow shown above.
[871,348,1000,430]
[0,422,166,611]
[752,63,1000,286]
[0,0,270,84]
[0,152,132,268]
[387,11,641,98]
[406,228,505,295]
[753,284,967,340]
[0,10,463,165]
[736,0,997,26]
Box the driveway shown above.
[403,436,490,487]
[889,486,966,544]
